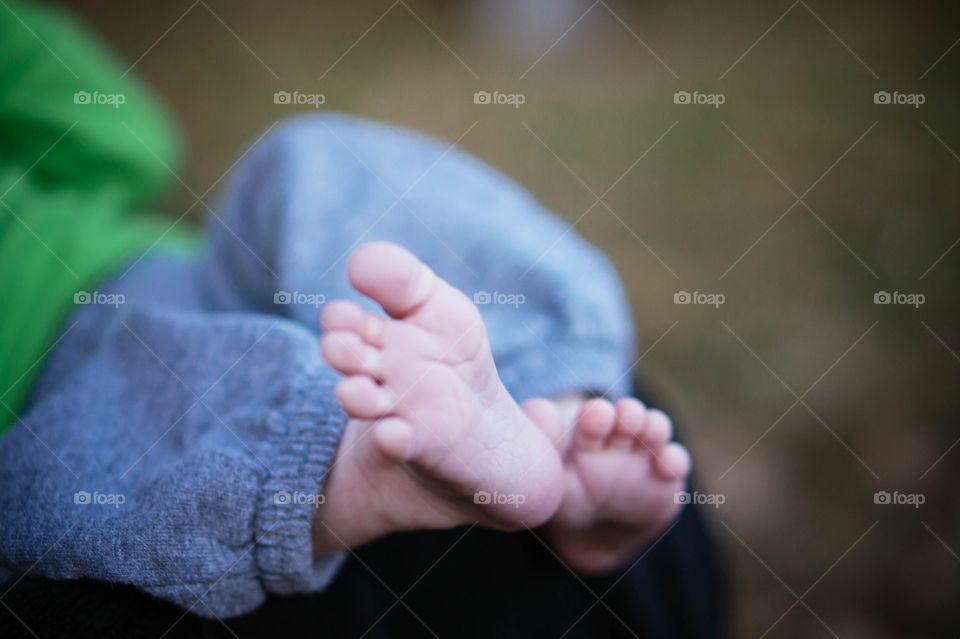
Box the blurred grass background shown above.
[64,0,960,636]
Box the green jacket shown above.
[0,0,194,433]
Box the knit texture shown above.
[0,114,635,618]
[203,114,637,401]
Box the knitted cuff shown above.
[254,369,350,597]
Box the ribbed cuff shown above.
[254,369,350,597]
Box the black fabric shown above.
[0,381,728,638]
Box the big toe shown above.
[347,242,486,353]
[347,242,437,318]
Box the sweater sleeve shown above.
[0,305,348,618]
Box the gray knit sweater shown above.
[0,115,635,618]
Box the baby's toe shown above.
[573,399,616,451]
[640,409,673,449]
[334,376,395,419]
[321,331,381,378]
[372,417,415,462]
[321,299,365,333]
[611,398,647,448]
[346,243,486,357]
[321,300,385,346]
[653,442,692,482]
[347,242,436,319]
[522,398,564,450]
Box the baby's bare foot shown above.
[316,242,563,544]
[543,397,691,572]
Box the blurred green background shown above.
[64,0,959,636]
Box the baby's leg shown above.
[201,116,650,556]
